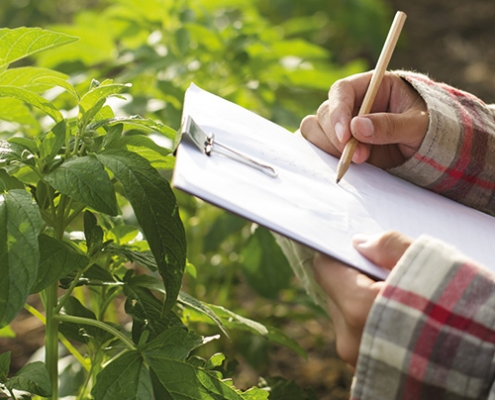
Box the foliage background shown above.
[7,0,492,398]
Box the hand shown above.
[300,71,429,169]
[313,231,413,368]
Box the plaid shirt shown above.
[351,72,495,400]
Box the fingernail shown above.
[352,146,361,163]
[335,122,345,142]
[354,117,374,138]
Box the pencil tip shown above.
[336,177,341,184]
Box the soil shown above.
[387,0,495,103]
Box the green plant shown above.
[0,27,310,399]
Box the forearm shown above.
[352,236,495,399]
[389,71,495,216]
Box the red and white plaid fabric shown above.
[351,72,495,400]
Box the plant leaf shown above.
[142,328,267,399]
[87,116,177,141]
[33,76,79,99]
[39,119,67,163]
[44,155,118,216]
[0,169,24,191]
[58,297,114,345]
[184,303,306,358]
[0,67,68,93]
[97,150,186,314]
[204,211,247,252]
[124,279,185,343]
[0,98,39,127]
[0,189,42,328]
[0,27,78,70]
[6,361,52,397]
[78,83,130,124]
[141,326,207,356]
[30,234,89,294]
[0,85,63,122]
[0,352,10,382]
[83,211,104,257]
[0,140,34,166]
[108,135,173,169]
[177,291,229,339]
[92,351,152,400]
[259,377,318,400]
[240,227,293,299]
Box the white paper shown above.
[172,84,495,280]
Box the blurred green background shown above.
[1,0,494,398]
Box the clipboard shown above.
[172,83,495,281]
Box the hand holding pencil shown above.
[299,11,429,180]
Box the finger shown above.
[317,72,375,148]
[325,297,360,368]
[350,109,428,153]
[313,253,379,311]
[352,231,413,270]
[300,115,341,157]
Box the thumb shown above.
[352,231,413,270]
[351,110,427,150]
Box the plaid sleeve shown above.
[351,236,495,400]
[388,71,495,216]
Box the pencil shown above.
[335,11,407,184]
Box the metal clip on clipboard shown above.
[182,116,278,178]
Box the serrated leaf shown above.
[97,150,186,314]
[44,155,118,216]
[0,189,42,328]
[92,351,152,400]
[240,227,293,299]
[0,85,63,122]
[0,27,78,70]
[30,234,89,294]
[6,361,51,397]
[0,67,68,93]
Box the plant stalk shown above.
[44,282,60,400]
[54,315,136,351]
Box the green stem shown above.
[54,269,85,314]
[44,283,59,400]
[23,304,90,372]
[54,315,136,351]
